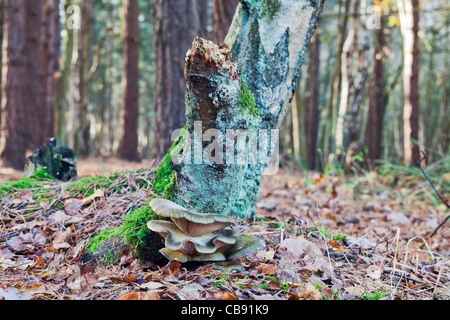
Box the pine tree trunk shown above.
[0,0,27,170]
[118,0,140,161]
[304,32,321,170]
[152,0,208,160]
[40,0,59,145]
[24,0,44,149]
[365,15,387,168]
[398,0,420,166]
[211,0,239,43]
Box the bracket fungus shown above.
[147,198,265,263]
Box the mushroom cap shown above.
[159,247,227,263]
[223,234,266,260]
[149,198,234,237]
[156,233,265,263]
[147,220,237,255]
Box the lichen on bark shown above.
[225,0,325,219]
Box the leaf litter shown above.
[0,159,449,300]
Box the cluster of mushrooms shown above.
[147,199,265,264]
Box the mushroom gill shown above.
[149,198,235,237]
[147,198,265,263]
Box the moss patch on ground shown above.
[0,168,54,198]
[86,127,190,263]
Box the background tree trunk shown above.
[67,0,93,156]
[24,0,44,149]
[398,0,420,166]
[321,0,351,164]
[118,0,140,161]
[0,0,26,170]
[39,0,59,145]
[335,0,370,167]
[365,14,387,169]
[304,31,321,170]
[152,0,208,160]
[211,0,239,43]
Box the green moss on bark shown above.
[260,0,282,20]
[238,79,260,117]
[86,127,190,263]
[86,228,123,252]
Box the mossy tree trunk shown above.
[87,0,325,264]
[163,0,326,219]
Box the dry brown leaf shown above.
[81,189,105,206]
[161,260,182,275]
[210,289,238,300]
[117,292,139,300]
[64,199,84,216]
[255,263,278,275]
[140,281,164,290]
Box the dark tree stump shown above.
[24,138,78,182]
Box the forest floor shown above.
[0,157,449,300]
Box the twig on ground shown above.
[416,152,449,239]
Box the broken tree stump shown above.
[24,138,78,182]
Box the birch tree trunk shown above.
[224,0,325,218]
[335,0,370,167]
[160,0,325,218]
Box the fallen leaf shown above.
[344,286,363,296]
[111,275,139,284]
[299,283,322,300]
[81,189,104,206]
[64,199,84,216]
[387,212,411,225]
[140,290,160,300]
[255,263,278,275]
[177,284,202,300]
[346,236,377,249]
[0,287,32,300]
[53,228,72,245]
[366,264,382,280]
[277,238,323,260]
[209,289,238,300]
[161,260,182,275]
[140,281,164,290]
[117,292,139,300]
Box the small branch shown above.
[416,152,450,239]
[382,270,424,284]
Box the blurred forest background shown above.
[0,0,448,175]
